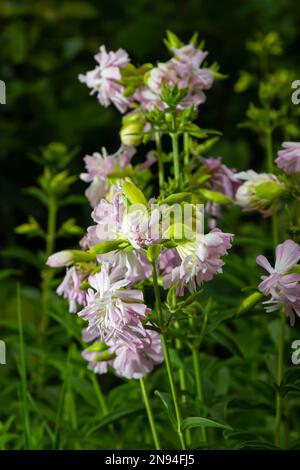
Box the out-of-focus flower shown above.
[257,239,300,326]
[57,266,90,313]
[202,157,240,226]
[79,45,132,113]
[111,326,164,379]
[164,228,234,294]
[135,43,214,111]
[82,342,114,375]
[235,170,284,216]
[47,250,74,267]
[78,263,148,340]
[81,146,136,207]
[275,142,300,175]
[157,248,181,276]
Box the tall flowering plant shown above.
[46,31,236,449]
[16,31,299,449]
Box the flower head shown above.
[202,157,240,226]
[257,240,300,325]
[275,142,300,175]
[111,326,164,379]
[79,45,131,113]
[81,146,136,207]
[78,263,148,340]
[235,170,284,216]
[134,43,213,111]
[164,228,234,294]
[57,266,90,313]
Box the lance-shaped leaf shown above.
[90,239,130,255]
[181,417,233,432]
[197,188,233,204]
[122,179,148,206]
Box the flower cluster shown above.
[79,41,214,117]
[48,33,237,382]
[201,157,240,226]
[79,46,131,113]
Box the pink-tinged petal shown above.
[256,255,274,274]
[275,240,300,273]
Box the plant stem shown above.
[275,310,286,448]
[174,321,191,446]
[91,374,109,417]
[171,132,180,182]
[265,128,273,173]
[151,260,186,449]
[189,316,207,443]
[170,114,180,182]
[183,133,190,178]
[140,377,161,450]
[155,131,165,191]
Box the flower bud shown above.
[237,291,263,315]
[47,250,96,267]
[235,170,284,216]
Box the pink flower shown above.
[79,45,131,113]
[202,157,240,225]
[275,142,300,175]
[82,342,114,375]
[134,43,213,111]
[257,240,300,325]
[78,263,148,340]
[81,146,136,207]
[111,326,164,379]
[57,266,90,313]
[235,170,283,216]
[157,248,181,276]
[164,228,234,294]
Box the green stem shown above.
[140,377,161,450]
[265,128,273,173]
[183,133,190,178]
[189,316,207,443]
[275,310,286,448]
[171,115,180,182]
[174,321,191,446]
[155,131,165,191]
[171,133,180,182]
[91,374,109,417]
[151,260,186,449]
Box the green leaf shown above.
[154,390,176,428]
[91,239,130,255]
[198,188,233,204]
[122,179,148,206]
[86,405,146,436]
[181,416,233,432]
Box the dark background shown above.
[1,0,300,249]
